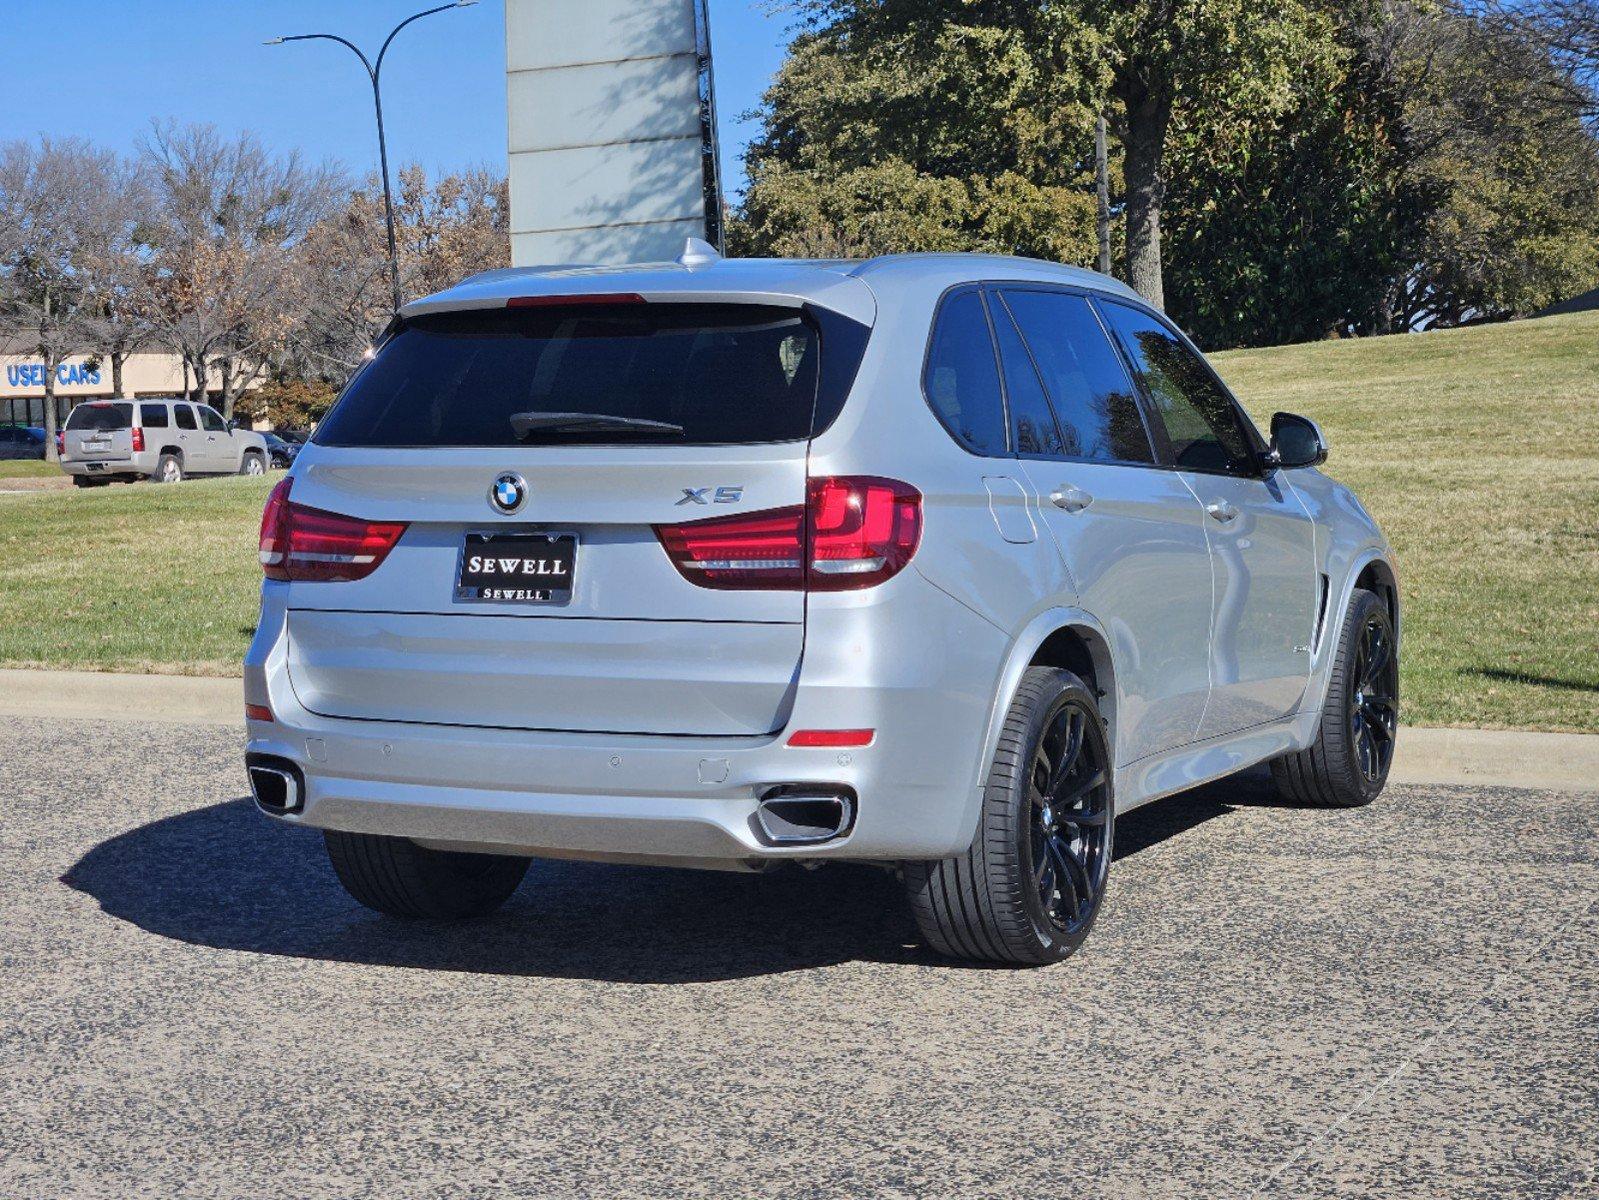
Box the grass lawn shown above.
[1216,310,1599,733]
[0,459,57,479]
[0,310,1595,731]
[0,475,274,676]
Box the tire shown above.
[324,830,531,919]
[154,452,183,484]
[239,451,265,476]
[1271,587,1398,808]
[904,667,1114,965]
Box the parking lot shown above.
[2,712,1594,1198]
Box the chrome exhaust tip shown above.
[756,786,855,845]
[246,754,304,815]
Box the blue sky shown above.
[0,0,793,199]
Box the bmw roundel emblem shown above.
[489,472,527,515]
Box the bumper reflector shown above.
[786,728,874,748]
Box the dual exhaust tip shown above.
[246,753,305,815]
[756,785,855,846]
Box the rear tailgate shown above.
[276,294,870,737]
[283,447,807,735]
[63,402,135,461]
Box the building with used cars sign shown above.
[0,347,227,428]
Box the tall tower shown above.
[504,0,722,266]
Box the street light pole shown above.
[267,1,478,315]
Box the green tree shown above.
[733,0,1102,262]
[1088,0,1338,308]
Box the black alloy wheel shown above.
[1027,698,1112,937]
[1348,608,1398,785]
[1270,587,1399,808]
[905,666,1115,965]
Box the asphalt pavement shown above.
[2,713,1595,1199]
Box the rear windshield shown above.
[65,403,133,432]
[315,302,869,448]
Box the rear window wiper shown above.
[510,411,685,439]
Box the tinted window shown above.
[999,291,1154,465]
[922,289,1007,456]
[317,303,848,447]
[64,403,132,432]
[199,406,227,432]
[174,405,197,431]
[140,404,170,429]
[1097,301,1257,475]
[990,298,1064,457]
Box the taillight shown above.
[805,476,922,590]
[655,506,805,590]
[656,475,922,592]
[131,427,145,453]
[258,477,407,582]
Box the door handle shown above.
[1205,500,1239,523]
[1050,485,1093,513]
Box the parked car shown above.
[0,424,46,460]
[243,249,1399,965]
[58,399,269,486]
[260,433,300,469]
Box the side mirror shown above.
[1266,411,1328,469]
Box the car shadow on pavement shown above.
[60,769,1281,983]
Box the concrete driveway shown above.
[2,713,1594,1198]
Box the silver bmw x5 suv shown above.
[244,249,1399,965]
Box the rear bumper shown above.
[244,574,1007,866]
[59,454,150,477]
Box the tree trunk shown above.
[1116,72,1172,310]
[190,356,208,405]
[1095,114,1112,277]
[111,350,126,399]
[41,350,60,463]
[219,357,234,421]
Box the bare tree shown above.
[139,122,343,419]
[77,157,154,398]
[1479,0,1599,122]
[286,163,508,384]
[0,138,126,459]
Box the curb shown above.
[1,668,1595,794]
[0,668,243,728]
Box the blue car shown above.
[260,433,301,469]
[0,425,46,460]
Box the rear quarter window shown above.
[316,302,869,448]
[921,288,1008,456]
[140,404,170,428]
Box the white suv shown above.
[244,249,1399,965]
[59,398,268,486]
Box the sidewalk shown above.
[2,667,1595,793]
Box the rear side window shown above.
[140,404,170,429]
[174,405,197,431]
[989,297,1065,457]
[64,403,132,432]
[922,289,1008,456]
[316,303,864,447]
[999,291,1155,465]
[1096,301,1257,475]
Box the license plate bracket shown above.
[455,532,576,605]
